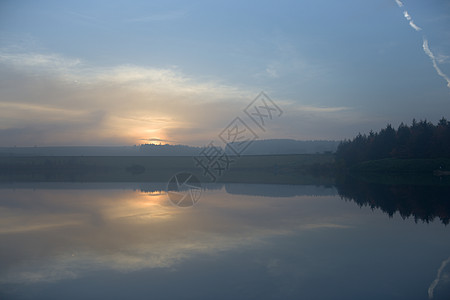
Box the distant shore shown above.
[2,155,449,186]
[0,154,335,185]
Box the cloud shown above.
[0,49,359,146]
[140,137,174,143]
[0,52,81,73]
[0,50,255,146]
[423,39,450,88]
[294,105,349,113]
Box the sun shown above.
[143,137,169,145]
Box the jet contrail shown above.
[395,0,403,7]
[423,39,450,88]
[403,11,411,20]
[401,10,421,31]
[408,20,421,31]
[394,0,450,89]
[428,256,450,299]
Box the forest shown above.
[336,118,450,166]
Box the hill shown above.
[0,139,339,156]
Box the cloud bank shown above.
[0,50,352,146]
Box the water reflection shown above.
[0,182,449,299]
[429,256,450,299]
[335,176,450,224]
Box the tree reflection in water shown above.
[335,175,450,225]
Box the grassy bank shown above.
[342,158,450,186]
[0,154,335,184]
[350,158,450,174]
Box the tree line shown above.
[336,118,450,166]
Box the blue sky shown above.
[0,0,449,146]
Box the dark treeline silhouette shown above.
[336,118,450,166]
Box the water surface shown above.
[0,182,449,299]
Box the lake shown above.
[1,181,450,299]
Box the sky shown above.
[0,0,449,147]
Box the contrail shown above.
[401,10,421,31]
[403,11,421,31]
[423,39,450,88]
[408,20,421,31]
[394,0,450,89]
[403,11,411,20]
[428,256,450,299]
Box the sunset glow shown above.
[0,0,449,147]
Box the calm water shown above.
[1,182,450,300]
